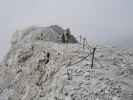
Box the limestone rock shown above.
[0,25,133,100]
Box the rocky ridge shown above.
[0,25,133,100]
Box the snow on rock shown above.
[11,25,77,46]
[0,25,133,100]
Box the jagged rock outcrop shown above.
[0,25,133,100]
[11,25,78,46]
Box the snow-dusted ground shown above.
[0,25,133,100]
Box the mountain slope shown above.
[0,25,133,100]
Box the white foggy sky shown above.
[0,0,133,61]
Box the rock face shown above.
[11,25,78,46]
[0,25,133,100]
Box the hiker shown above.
[65,28,70,43]
[61,28,71,43]
[40,33,43,40]
[61,33,66,43]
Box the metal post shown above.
[83,37,86,49]
[80,35,82,44]
[91,47,96,69]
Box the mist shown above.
[0,0,133,61]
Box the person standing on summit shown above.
[61,33,66,43]
[61,28,71,43]
[65,28,71,43]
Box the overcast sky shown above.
[0,0,133,61]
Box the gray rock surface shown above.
[11,25,77,46]
[0,25,133,100]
